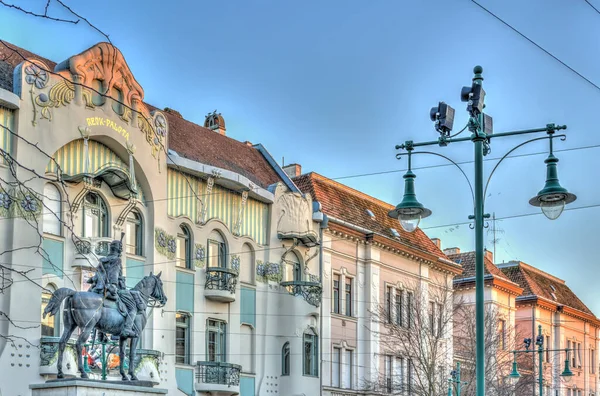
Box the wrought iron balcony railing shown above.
[280,280,322,307]
[195,361,241,387]
[205,267,239,295]
[72,237,113,268]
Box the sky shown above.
[1,0,599,313]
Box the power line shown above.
[471,0,600,92]
[585,0,600,15]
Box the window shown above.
[385,287,393,324]
[111,86,124,115]
[437,303,443,336]
[499,319,506,350]
[43,184,62,235]
[175,312,190,364]
[407,292,414,329]
[240,324,254,373]
[333,274,340,314]
[332,347,341,387]
[591,349,596,374]
[345,278,352,316]
[282,342,291,376]
[176,225,192,269]
[343,349,353,389]
[408,359,414,393]
[578,342,582,368]
[545,336,550,362]
[240,244,254,283]
[41,285,59,336]
[303,330,318,376]
[91,79,105,106]
[284,251,302,282]
[395,291,403,326]
[82,192,108,238]
[206,319,226,362]
[208,231,226,268]
[384,355,392,393]
[429,302,435,334]
[125,210,142,256]
[395,357,405,391]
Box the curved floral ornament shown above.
[155,228,176,259]
[0,190,12,218]
[154,114,167,137]
[24,62,49,126]
[194,244,206,268]
[231,255,240,273]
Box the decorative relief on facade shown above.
[231,255,241,273]
[233,190,249,236]
[276,192,317,245]
[194,243,206,268]
[0,188,42,220]
[256,261,283,283]
[155,228,176,259]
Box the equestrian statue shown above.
[42,234,167,381]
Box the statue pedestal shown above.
[30,378,168,396]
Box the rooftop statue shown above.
[42,234,167,381]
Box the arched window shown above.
[240,243,254,284]
[41,285,59,336]
[284,251,302,282]
[282,342,290,376]
[207,230,227,268]
[111,87,124,115]
[43,184,61,235]
[91,79,105,106]
[176,225,192,269]
[82,192,108,238]
[126,210,143,256]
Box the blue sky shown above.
[2,0,600,313]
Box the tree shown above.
[365,282,458,396]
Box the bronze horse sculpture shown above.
[42,271,167,381]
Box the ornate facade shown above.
[0,41,326,396]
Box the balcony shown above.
[204,267,238,303]
[280,279,322,307]
[195,361,241,396]
[72,237,112,268]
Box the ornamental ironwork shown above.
[196,361,241,387]
[280,280,322,307]
[74,239,92,255]
[95,240,110,256]
[205,268,238,294]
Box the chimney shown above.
[163,107,183,118]
[243,141,253,147]
[283,163,302,178]
[204,110,226,136]
[431,238,441,249]
[485,249,493,263]
[443,247,460,256]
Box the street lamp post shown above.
[508,324,574,395]
[389,66,577,396]
[447,362,468,396]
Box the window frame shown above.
[303,331,318,377]
[333,274,340,314]
[207,237,226,268]
[499,319,506,351]
[177,225,192,269]
[91,79,106,106]
[125,209,143,256]
[82,191,109,238]
[282,342,291,376]
[206,319,227,362]
[331,346,341,387]
[344,277,352,317]
[395,290,403,326]
[407,292,414,329]
[343,349,353,389]
[175,312,191,365]
[111,86,125,115]
[385,287,393,324]
[41,285,59,337]
[384,355,392,393]
[43,183,62,236]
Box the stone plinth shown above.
[30,379,167,396]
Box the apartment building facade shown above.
[0,41,326,396]
[294,172,462,395]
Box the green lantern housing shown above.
[388,169,432,233]
[529,153,576,220]
[508,359,521,386]
[561,350,574,384]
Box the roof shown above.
[499,261,595,316]
[293,172,446,258]
[0,40,285,190]
[448,251,512,282]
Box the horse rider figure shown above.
[87,234,144,338]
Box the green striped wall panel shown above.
[0,107,14,165]
[167,169,269,245]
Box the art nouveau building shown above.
[0,41,326,396]
[293,171,462,395]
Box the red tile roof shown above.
[448,251,512,282]
[293,172,446,258]
[500,261,595,316]
[0,41,284,189]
